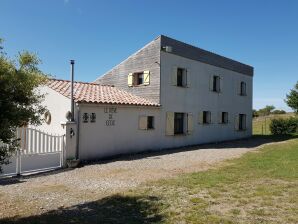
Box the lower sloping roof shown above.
[46,79,160,107]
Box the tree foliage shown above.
[285,81,298,114]
[0,38,48,172]
[256,105,275,116]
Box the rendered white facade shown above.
[35,35,253,160]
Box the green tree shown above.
[0,39,48,172]
[257,105,275,116]
[285,81,298,114]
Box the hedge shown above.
[269,117,298,135]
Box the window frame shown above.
[221,112,228,124]
[212,75,220,92]
[239,114,247,130]
[240,81,247,96]
[134,72,144,86]
[176,67,187,87]
[174,113,185,134]
[203,111,211,124]
[147,116,154,130]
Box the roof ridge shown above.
[48,78,114,87]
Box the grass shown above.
[253,113,297,135]
[3,136,297,224]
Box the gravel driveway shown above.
[0,138,267,219]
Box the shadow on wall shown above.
[1,194,164,224]
[83,134,298,165]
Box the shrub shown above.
[270,117,298,135]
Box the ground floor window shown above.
[239,114,246,130]
[147,116,154,129]
[221,112,228,124]
[139,116,155,130]
[203,111,211,124]
[174,113,184,134]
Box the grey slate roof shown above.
[160,35,253,76]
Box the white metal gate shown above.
[0,127,65,177]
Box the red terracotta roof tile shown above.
[46,79,160,107]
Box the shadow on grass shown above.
[1,194,164,224]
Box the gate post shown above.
[16,149,21,176]
[64,121,78,167]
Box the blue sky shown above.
[1,0,297,111]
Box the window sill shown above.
[129,84,149,87]
[210,90,221,94]
[174,133,187,136]
[175,85,188,88]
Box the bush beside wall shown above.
[270,117,298,135]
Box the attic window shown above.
[128,71,150,87]
[136,73,144,85]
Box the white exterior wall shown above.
[78,104,162,160]
[158,51,253,148]
[32,86,71,135]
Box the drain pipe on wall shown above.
[70,60,75,122]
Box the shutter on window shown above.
[172,66,177,86]
[218,112,222,124]
[139,116,148,130]
[166,112,174,136]
[237,80,241,95]
[143,71,150,86]
[209,75,214,91]
[187,113,193,134]
[219,76,223,92]
[235,115,239,130]
[198,112,203,124]
[186,69,191,87]
[128,73,133,87]
[208,112,212,124]
[243,115,247,130]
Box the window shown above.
[147,116,154,129]
[240,81,247,96]
[139,116,154,130]
[239,114,246,130]
[174,113,184,134]
[128,71,150,87]
[203,111,211,124]
[173,67,188,87]
[212,76,220,92]
[136,72,144,85]
[177,68,184,87]
[221,112,228,124]
[166,112,193,136]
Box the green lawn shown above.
[3,136,298,224]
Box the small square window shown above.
[147,116,154,129]
[82,113,89,123]
[221,112,228,124]
[135,72,144,85]
[203,111,211,124]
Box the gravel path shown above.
[0,138,266,219]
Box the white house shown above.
[37,35,253,161]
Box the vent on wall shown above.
[161,46,173,53]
